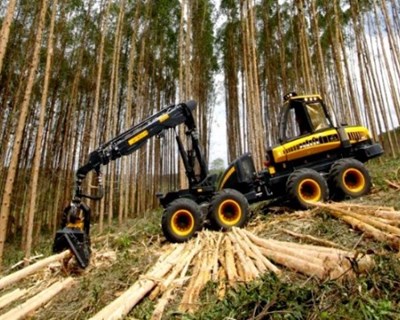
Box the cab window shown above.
[306,102,330,131]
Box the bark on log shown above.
[0,277,74,320]
[0,250,71,290]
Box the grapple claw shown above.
[53,201,91,268]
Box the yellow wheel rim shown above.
[342,168,365,193]
[218,199,242,226]
[298,179,322,203]
[171,210,194,237]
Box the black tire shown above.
[328,158,372,200]
[208,189,249,230]
[286,168,328,209]
[161,198,202,243]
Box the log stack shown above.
[89,228,373,319]
[314,202,400,250]
[0,250,74,320]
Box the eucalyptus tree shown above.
[0,0,17,74]
[0,0,48,266]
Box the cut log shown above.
[233,228,267,274]
[325,205,400,236]
[333,202,395,212]
[217,266,226,300]
[323,202,400,220]
[179,250,204,312]
[244,233,325,268]
[0,277,74,320]
[228,232,259,281]
[223,236,238,286]
[0,288,28,310]
[257,246,326,279]
[150,243,200,300]
[180,238,201,278]
[212,233,223,281]
[235,228,281,276]
[341,215,399,250]
[151,287,175,320]
[0,250,71,290]
[315,204,400,250]
[90,245,185,320]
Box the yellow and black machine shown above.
[53,101,250,267]
[219,92,383,208]
[53,93,383,268]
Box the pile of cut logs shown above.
[314,202,400,250]
[89,228,373,320]
[0,214,384,320]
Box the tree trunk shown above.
[0,0,17,74]
[24,0,58,262]
[0,0,49,267]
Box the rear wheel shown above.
[208,189,249,230]
[329,158,371,200]
[286,168,328,209]
[161,198,202,243]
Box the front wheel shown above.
[286,168,328,209]
[208,189,249,230]
[329,158,371,200]
[161,198,202,243]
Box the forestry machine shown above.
[218,92,383,209]
[53,100,250,268]
[53,92,383,268]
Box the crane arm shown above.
[74,100,198,200]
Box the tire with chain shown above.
[328,158,371,200]
[286,168,328,209]
[161,198,202,243]
[208,189,249,230]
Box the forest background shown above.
[0,0,399,267]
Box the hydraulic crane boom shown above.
[53,100,208,268]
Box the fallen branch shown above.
[385,179,400,190]
[0,251,71,290]
[0,277,74,320]
[281,228,349,251]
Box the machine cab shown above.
[279,92,334,143]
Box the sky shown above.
[208,0,228,168]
